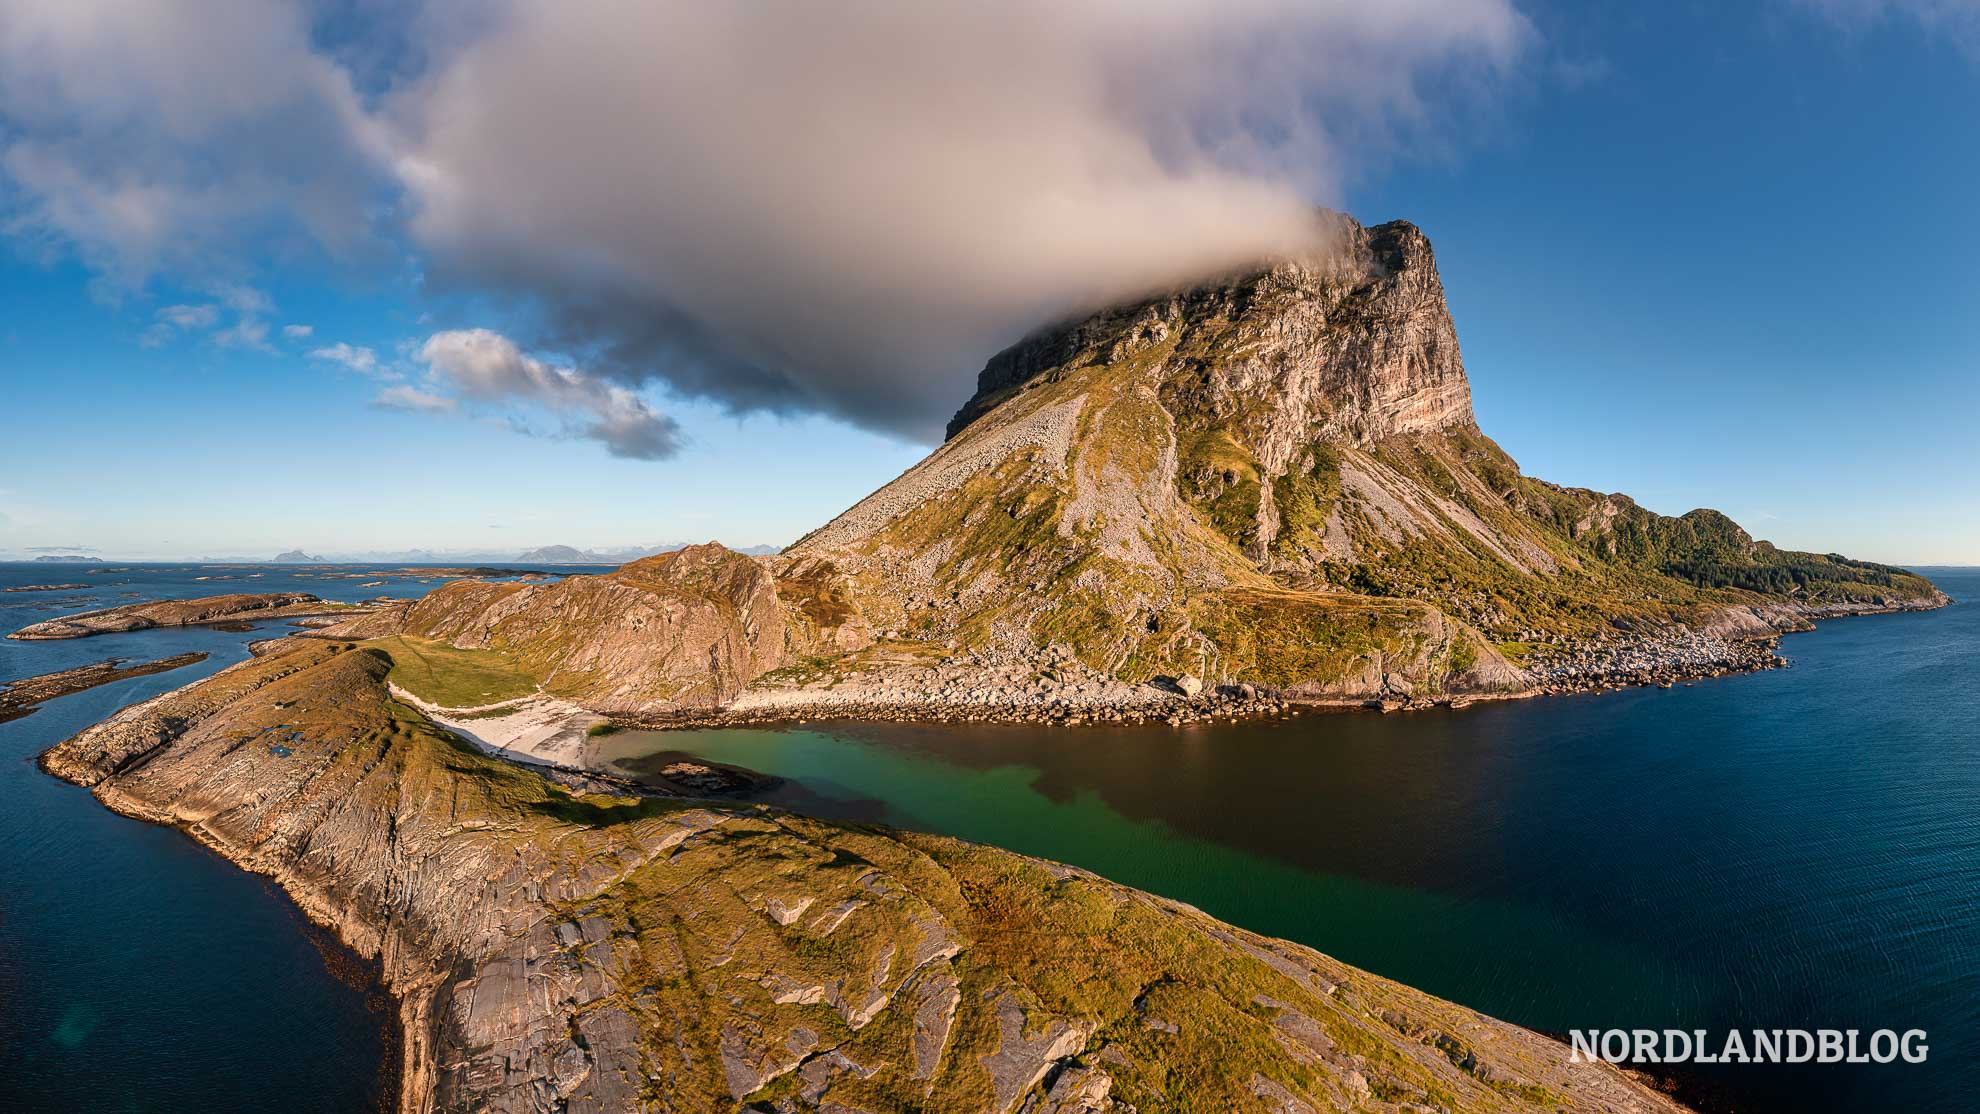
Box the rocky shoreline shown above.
[39,639,1690,1114]
[599,595,1948,732]
[1522,594,1947,694]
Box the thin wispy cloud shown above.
[140,303,215,347]
[308,341,380,375]
[134,283,279,350]
[213,317,272,351]
[1798,0,1980,52]
[156,304,218,330]
[372,384,456,414]
[209,281,273,316]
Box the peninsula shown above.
[38,212,1945,1112]
[43,638,1687,1113]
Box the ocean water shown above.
[0,561,607,1113]
[597,569,1980,1113]
[3,562,1973,1112]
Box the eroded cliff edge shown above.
[43,638,1688,1114]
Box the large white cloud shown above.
[393,0,1528,439]
[0,0,1529,443]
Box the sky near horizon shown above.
[0,1,1976,564]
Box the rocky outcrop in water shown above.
[0,653,208,723]
[42,638,1691,1114]
[8,592,369,640]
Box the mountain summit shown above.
[371,212,1942,714]
[783,212,1526,697]
[780,210,1938,699]
[944,215,1472,446]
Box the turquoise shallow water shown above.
[600,569,1980,1114]
[2,562,1973,1112]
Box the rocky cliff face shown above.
[43,638,1690,1114]
[783,210,1943,703]
[782,215,1536,698]
[354,211,1942,716]
[947,216,1472,448]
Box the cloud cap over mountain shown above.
[0,0,1529,442]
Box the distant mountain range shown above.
[513,543,781,564]
[3,546,788,565]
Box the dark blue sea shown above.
[0,561,608,1113]
[3,561,1974,1112]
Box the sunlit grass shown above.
[363,634,539,708]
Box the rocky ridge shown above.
[371,545,872,712]
[8,592,371,640]
[42,638,1691,1114]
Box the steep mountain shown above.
[273,549,326,563]
[344,212,1941,717]
[781,212,1941,701]
[43,638,1687,1114]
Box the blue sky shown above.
[0,1,1974,563]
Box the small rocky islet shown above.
[36,210,1946,1113]
[6,592,374,641]
[0,652,209,724]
